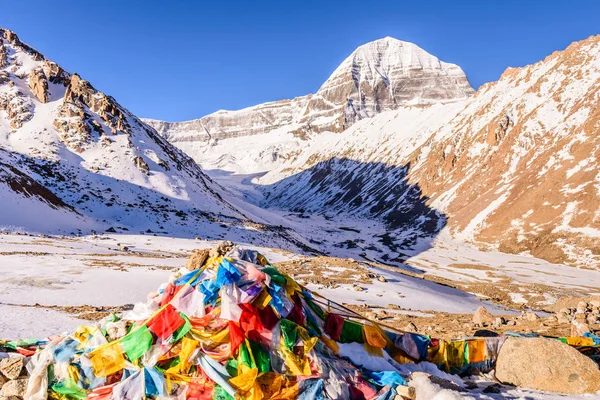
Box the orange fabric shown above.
[320,336,339,354]
[467,339,486,363]
[364,325,387,348]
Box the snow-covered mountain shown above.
[144,37,474,174]
[0,27,313,251]
[258,35,600,267]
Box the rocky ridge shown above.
[144,37,474,144]
[0,27,311,252]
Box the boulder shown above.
[472,306,494,325]
[495,337,600,394]
[525,312,539,321]
[0,378,27,397]
[0,358,23,380]
[184,249,209,271]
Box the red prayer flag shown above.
[229,321,245,354]
[324,313,344,341]
[147,304,185,340]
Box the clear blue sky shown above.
[3,0,599,121]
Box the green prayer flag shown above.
[280,319,298,351]
[170,313,191,343]
[339,320,364,344]
[213,384,235,400]
[262,267,287,286]
[5,338,44,350]
[52,378,87,400]
[120,325,153,361]
[225,359,239,377]
[237,341,255,369]
[248,340,270,373]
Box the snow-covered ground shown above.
[0,233,294,339]
[3,230,599,340]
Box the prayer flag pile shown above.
[1,243,599,399]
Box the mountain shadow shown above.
[260,157,447,265]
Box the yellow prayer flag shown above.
[253,290,273,310]
[88,341,126,377]
[179,337,199,372]
[364,325,387,348]
[566,337,595,347]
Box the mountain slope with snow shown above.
[0,27,313,251]
[144,37,474,174]
[258,35,600,267]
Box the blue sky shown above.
[3,1,599,121]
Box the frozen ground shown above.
[2,230,599,339]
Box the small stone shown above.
[353,286,364,292]
[404,322,417,333]
[377,275,387,283]
[572,320,591,337]
[494,317,505,327]
[119,245,129,252]
[525,312,540,321]
[0,357,23,380]
[506,320,517,326]
[483,383,502,393]
[472,306,494,325]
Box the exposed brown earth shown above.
[275,255,599,340]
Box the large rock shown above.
[0,378,27,397]
[0,357,23,380]
[185,249,209,271]
[495,337,600,394]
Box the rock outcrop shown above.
[28,67,49,103]
[0,85,33,129]
[495,337,600,394]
